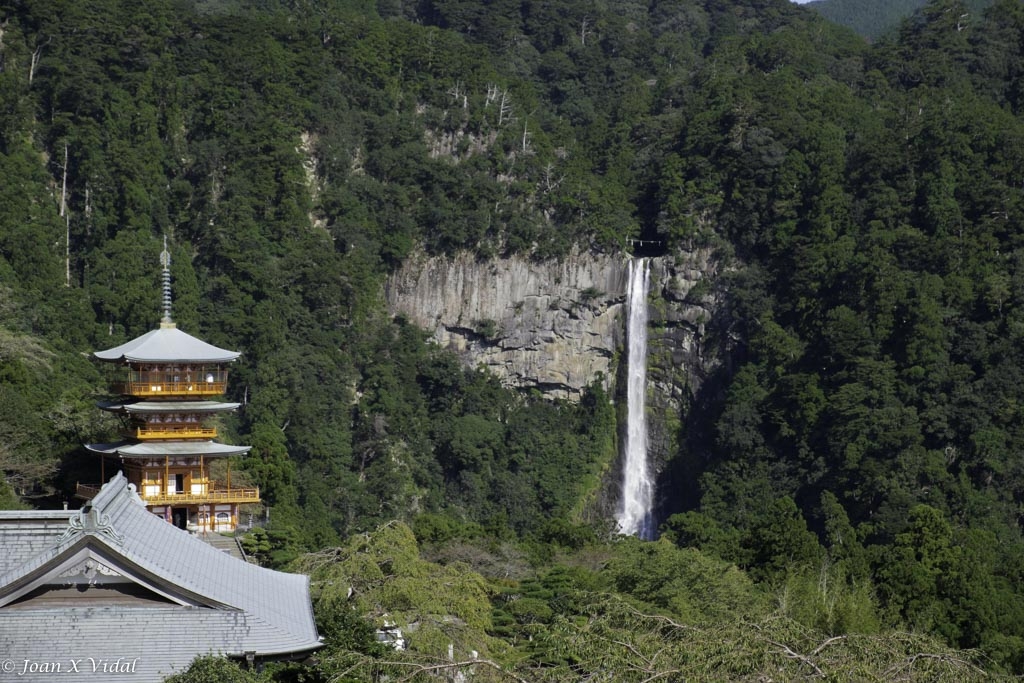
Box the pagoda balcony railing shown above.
[114,380,227,397]
[142,488,261,506]
[76,484,259,506]
[134,426,218,440]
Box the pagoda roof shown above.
[0,473,320,681]
[85,440,251,458]
[94,324,240,364]
[98,400,242,414]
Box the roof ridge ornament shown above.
[160,235,175,329]
[57,503,125,546]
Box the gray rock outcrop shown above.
[384,247,720,403]
[385,249,631,399]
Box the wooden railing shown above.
[135,426,218,440]
[76,483,259,506]
[115,381,227,397]
[76,483,101,500]
[141,488,261,506]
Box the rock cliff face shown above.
[641,253,722,521]
[386,249,718,395]
[385,249,631,399]
[385,247,722,523]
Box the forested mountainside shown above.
[805,0,928,41]
[3,0,1024,678]
[804,0,992,41]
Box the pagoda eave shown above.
[86,441,251,458]
[94,326,241,364]
[98,400,242,414]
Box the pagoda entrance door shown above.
[172,507,188,530]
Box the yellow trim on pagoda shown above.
[135,426,218,440]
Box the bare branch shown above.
[811,635,848,657]
[882,651,988,680]
[498,89,513,126]
[28,36,49,85]
[606,637,654,669]
[767,639,825,678]
[62,144,70,287]
[579,15,594,46]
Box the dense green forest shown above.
[3,0,1024,678]
[805,0,992,41]
[805,0,929,41]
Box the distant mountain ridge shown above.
[806,0,991,41]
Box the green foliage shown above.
[472,318,498,339]
[239,526,306,569]
[661,510,743,561]
[292,522,506,661]
[743,497,826,582]
[0,475,25,510]
[603,537,765,623]
[162,656,258,683]
[869,504,1022,659]
[295,526,995,682]
[806,0,929,41]
[411,511,484,544]
[777,562,881,636]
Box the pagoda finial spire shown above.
[160,236,175,328]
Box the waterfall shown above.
[617,258,654,539]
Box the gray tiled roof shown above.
[84,441,251,457]
[0,609,310,681]
[0,513,71,575]
[93,325,241,364]
[0,474,320,682]
[98,400,242,414]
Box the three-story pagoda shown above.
[82,241,259,531]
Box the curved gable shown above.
[0,536,230,610]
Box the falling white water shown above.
[617,258,654,539]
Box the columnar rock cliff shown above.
[385,249,631,399]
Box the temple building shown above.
[0,473,321,681]
[0,240,320,680]
[79,241,259,532]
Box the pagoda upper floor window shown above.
[115,364,230,397]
